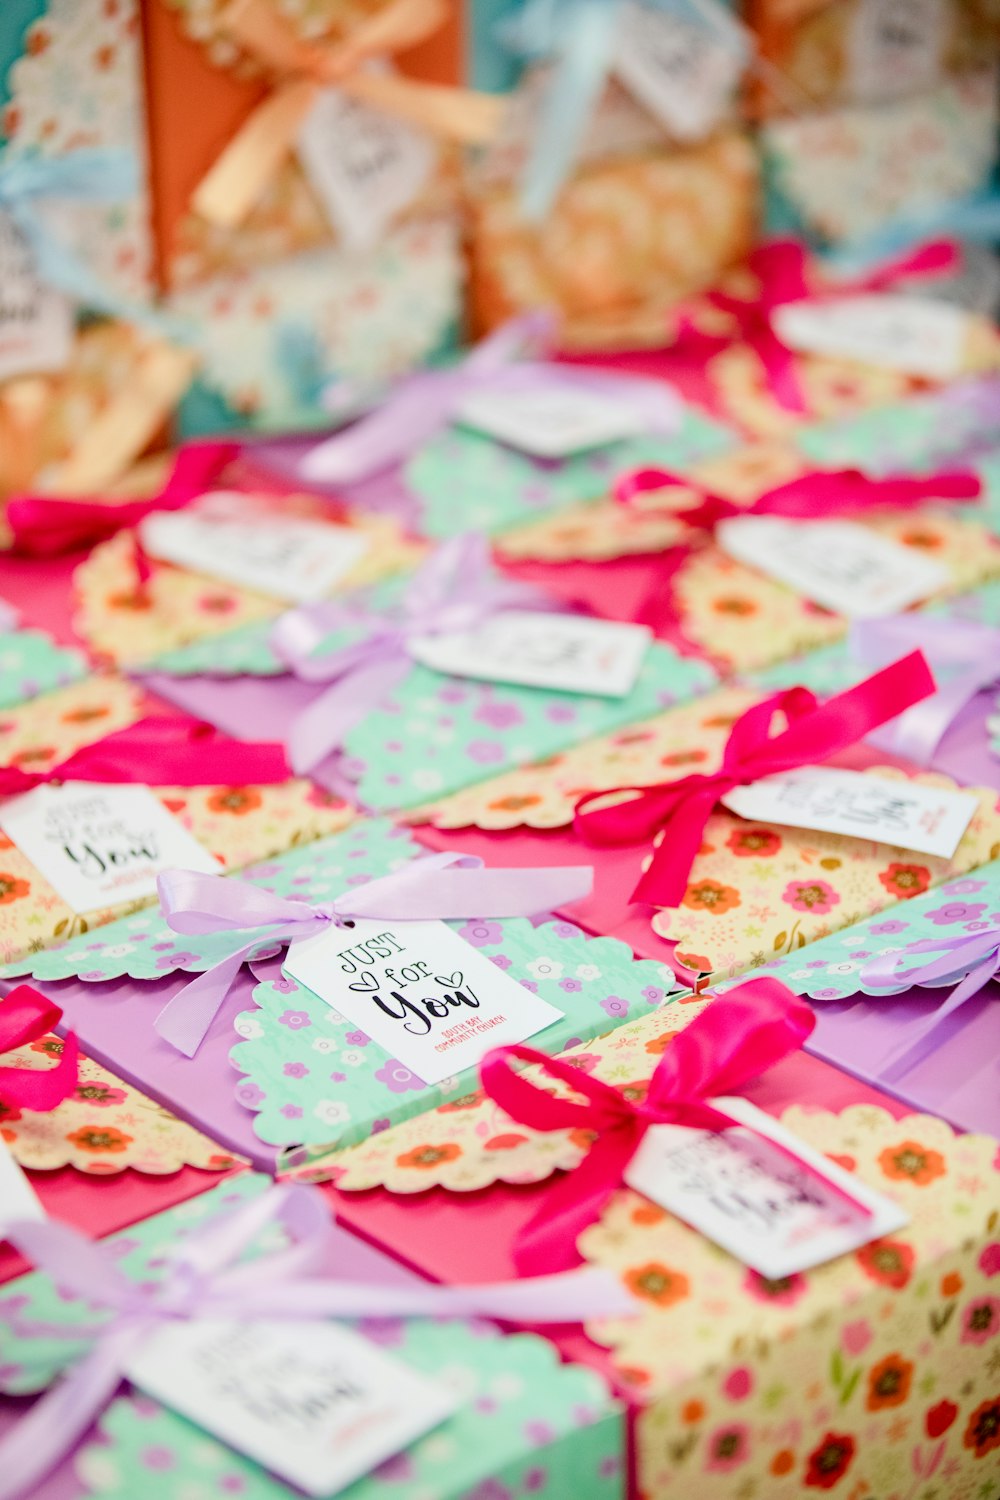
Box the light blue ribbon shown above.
[0,147,187,339]
[505,0,744,221]
[822,186,1000,278]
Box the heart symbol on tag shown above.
[348,971,380,993]
[435,972,465,989]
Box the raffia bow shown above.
[193,0,504,229]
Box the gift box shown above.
[747,0,999,118]
[0,1172,625,1500]
[0,674,355,964]
[139,0,481,433]
[466,129,759,349]
[303,988,1000,1500]
[405,682,1000,982]
[0,816,696,1170]
[760,70,999,247]
[0,622,86,710]
[139,549,721,813]
[716,858,1000,1139]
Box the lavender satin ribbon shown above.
[155,850,593,1057]
[0,1182,634,1500]
[298,311,681,484]
[850,614,1000,766]
[271,532,558,774]
[859,925,1000,1080]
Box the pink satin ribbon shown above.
[272,532,559,774]
[0,715,291,799]
[155,852,593,1057]
[6,442,239,558]
[0,984,79,1112]
[0,1181,634,1500]
[859,925,1000,1081]
[481,976,872,1274]
[574,650,937,908]
[674,237,959,413]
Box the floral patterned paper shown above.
[146,577,720,812]
[0,672,355,962]
[72,511,424,667]
[0,1172,622,1500]
[0,628,87,710]
[0,1033,244,1174]
[579,1103,1000,1499]
[405,409,740,542]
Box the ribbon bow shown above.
[859,925,1000,1081]
[0,984,79,1113]
[0,1181,633,1500]
[298,311,681,484]
[481,976,872,1273]
[0,716,290,800]
[614,462,981,560]
[574,650,937,907]
[192,0,503,231]
[6,441,237,557]
[848,614,1000,768]
[155,850,592,1057]
[676,237,959,413]
[272,531,559,773]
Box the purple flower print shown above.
[468,739,505,764]
[551,922,579,938]
[559,977,582,993]
[329,1071,347,1083]
[280,1104,303,1120]
[520,980,539,993]
[272,975,298,994]
[155,951,196,970]
[525,1420,556,1446]
[237,1082,265,1107]
[490,953,512,969]
[282,1062,309,1079]
[278,1010,312,1030]
[372,1117,391,1133]
[373,1453,415,1482]
[870,920,908,935]
[925,901,988,925]
[944,878,987,895]
[218,1477,246,1495]
[141,1447,176,1471]
[812,988,843,999]
[642,986,664,1004]
[544,703,576,724]
[600,995,629,1020]
[458,919,503,947]
[374,1059,424,1094]
[475,700,525,730]
[345,1030,370,1046]
[438,683,468,704]
[523,1469,548,1492]
[151,942,174,952]
[467,1483,512,1500]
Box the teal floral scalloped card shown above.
[0,628,87,710]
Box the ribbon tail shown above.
[287,653,411,774]
[339,72,503,145]
[630,785,722,908]
[192,78,319,228]
[154,944,260,1058]
[513,1123,644,1275]
[0,1029,79,1112]
[519,0,620,221]
[752,323,809,415]
[879,956,1000,1084]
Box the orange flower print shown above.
[659,750,707,767]
[963,1396,1000,1459]
[0,873,30,905]
[682,879,741,915]
[11,747,54,766]
[107,589,152,612]
[644,1031,676,1055]
[437,1091,485,1112]
[856,1238,915,1290]
[207,788,263,817]
[681,1400,705,1424]
[66,1126,133,1153]
[940,1272,963,1297]
[878,1140,946,1186]
[726,828,781,858]
[60,705,110,725]
[30,1036,63,1057]
[878,863,931,899]
[623,1261,690,1307]
[488,794,542,812]
[712,596,757,616]
[675,951,712,975]
[631,1202,666,1226]
[770,1450,795,1476]
[395,1143,462,1170]
[865,1353,913,1410]
[900,529,943,550]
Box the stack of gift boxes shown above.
[3,2,1000,1500]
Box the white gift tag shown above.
[0,1139,45,1237]
[0,211,73,382]
[722,766,977,858]
[296,79,437,251]
[284,918,562,1086]
[140,498,370,603]
[0,783,221,915]
[127,1319,459,1498]
[848,0,945,102]
[625,1096,908,1279]
[772,294,968,380]
[716,516,948,617]
[614,0,746,139]
[456,386,648,458]
[408,611,652,698]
